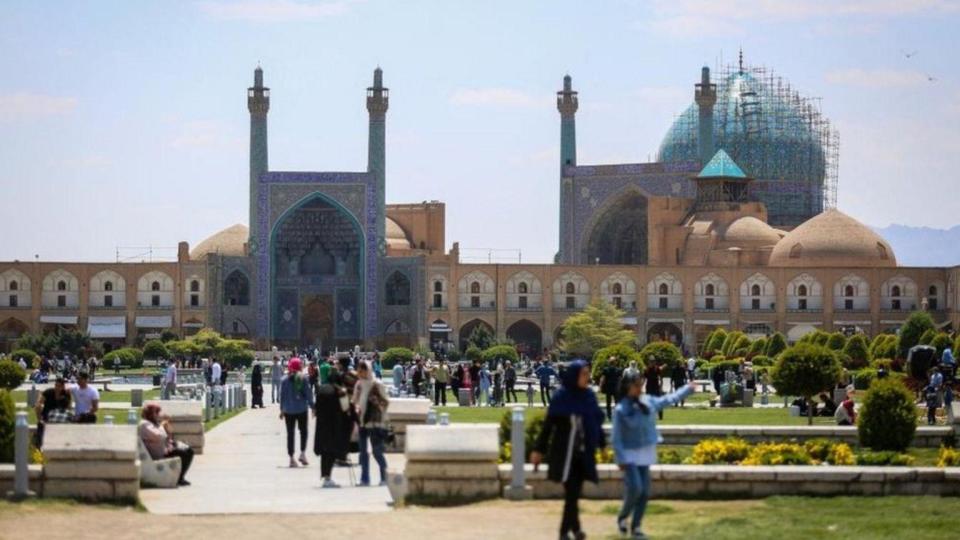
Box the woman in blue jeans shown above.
[612,371,694,539]
[352,361,390,486]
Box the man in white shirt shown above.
[71,372,100,423]
[162,359,178,400]
[210,359,222,407]
[686,357,697,382]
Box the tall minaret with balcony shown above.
[695,65,717,165]
[247,65,270,248]
[556,74,578,263]
[366,67,389,254]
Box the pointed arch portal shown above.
[585,191,648,265]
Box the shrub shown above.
[937,447,960,468]
[858,378,917,451]
[826,332,847,351]
[855,451,914,466]
[103,347,144,369]
[0,389,14,462]
[771,343,843,425]
[658,448,684,464]
[871,335,899,361]
[481,344,519,365]
[710,354,726,363]
[381,347,414,370]
[595,446,615,465]
[0,360,26,390]
[764,332,788,358]
[741,442,813,466]
[918,328,936,346]
[464,345,483,362]
[499,409,547,462]
[721,331,747,357]
[804,439,855,465]
[750,355,772,367]
[590,344,642,383]
[9,349,39,369]
[142,339,169,360]
[686,438,751,464]
[167,340,199,357]
[930,333,952,359]
[841,334,871,370]
[748,338,767,357]
[702,329,727,358]
[898,311,935,359]
[852,368,906,391]
[639,342,682,370]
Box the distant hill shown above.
[872,224,960,267]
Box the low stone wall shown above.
[500,464,960,498]
[145,400,205,454]
[404,424,501,501]
[0,464,44,495]
[600,425,954,448]
[43,424,140,502]
[387,398,431,452]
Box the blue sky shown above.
[1,0,958,263]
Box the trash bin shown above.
[131,388,144,407]
[742,389,754,408]
[152,374,162,386]
[458,388,472,407]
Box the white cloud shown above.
[0,92,77,120]
[825,68,928,87]
[198,0,353,22]
[449,88,550,108]
[169,120,241,149]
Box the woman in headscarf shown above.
[314,368,350,487]
[531,359,605,540]
[352,360,390,486]
[251,364,264,409]
[279,358,314,468]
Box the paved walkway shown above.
[140,401,395,515]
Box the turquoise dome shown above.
[658,68,832,226]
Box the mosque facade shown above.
[0,61,957,355]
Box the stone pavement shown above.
[140,401,395,515]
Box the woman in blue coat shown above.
[612,371,694,538]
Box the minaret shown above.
[557,74,578,169]
[366,67,389,254]
[556,74,578,264]
[694,66,717,166]
[247,65,270,248]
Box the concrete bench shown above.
[137,439,181,488]
[386,398,431,452]
[144,400,205,454]
[43,424,140,502]
[693,379,713,393]
[404,424,501,501]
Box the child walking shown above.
[612,372,695,539]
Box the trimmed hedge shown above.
[0,390,14,462]
[0,361,26,390]
[103,347,144,369]
[382,347,414,370]
[9,349,39,369]
[142,339,169,360]
[481,344,519,365]
[639,341,682,370]
[858,378,917,451]
[590,344,642,383]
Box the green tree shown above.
[481,344,519,365]
[841,334,871,370]
[466,324,495,350]
[702,328,727,358]
[143,339,169,360]
[858,378,917,451]
[764,332,788,358]
[590,344,643,383]
[748,337,768,357]
[898,311,935,359]
[930,333,952,359]
[382,347,414,369]
[558,301,635,358]
[721,331,746,357]
[639,342,682,370]
[771,344,843,425]
[0,361,26,390]
[918,329,936,346]
[826,332,847,351]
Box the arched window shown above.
[705,283,715,296]
[891,285,901,297]
[385,271,411,306]
[223,271,250,306]
[151,281,160,291]
[518,282,528,294]
[9,281,17,291]
[57,280,67,291]
[470,281,481,294]
[929,285,938,296]
[845,285,854,297]
[751,284,761,296]
[434,280,443,293]
[658,283,669,295]
[190,280,200,292]
[104,281,113,292]
[612,283,623,295]
[798,284,808,297]
[565,282,575,295]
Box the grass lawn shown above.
[12,389,161,403]
[590,496,959,540]
[204,407,245,431]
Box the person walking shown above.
[612,372,694,538]
[670,362,688,407]
[279,358,314,468]
[161,359,177,400]
[392,361,405,395]
[535,360,558,407]
[314,368,350,487]
[531,360,605,540]
[504,361,518,403]
[270,356,283,404]
[352,361,390,486]
[644,361,664,420]
[433,359,450,406]
[599,357,622,420]
[251,364,264,408]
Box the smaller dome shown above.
[386,217,413,249]
[191,224,248,260]
[769,209,896,268]
[722,216,781,248]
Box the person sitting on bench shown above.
[139,404,194,486]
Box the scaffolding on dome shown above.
[658,59,839,225]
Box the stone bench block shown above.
[405,461,499,479]
[725,467,777,481]
[44,460,140,481]
[169,420,204,435]
[145,400,204,422]
[405,425,499,461]
[44,478,139,501]
[408,478,501,499]
[176,434,205,453]
[43,425,138,461]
